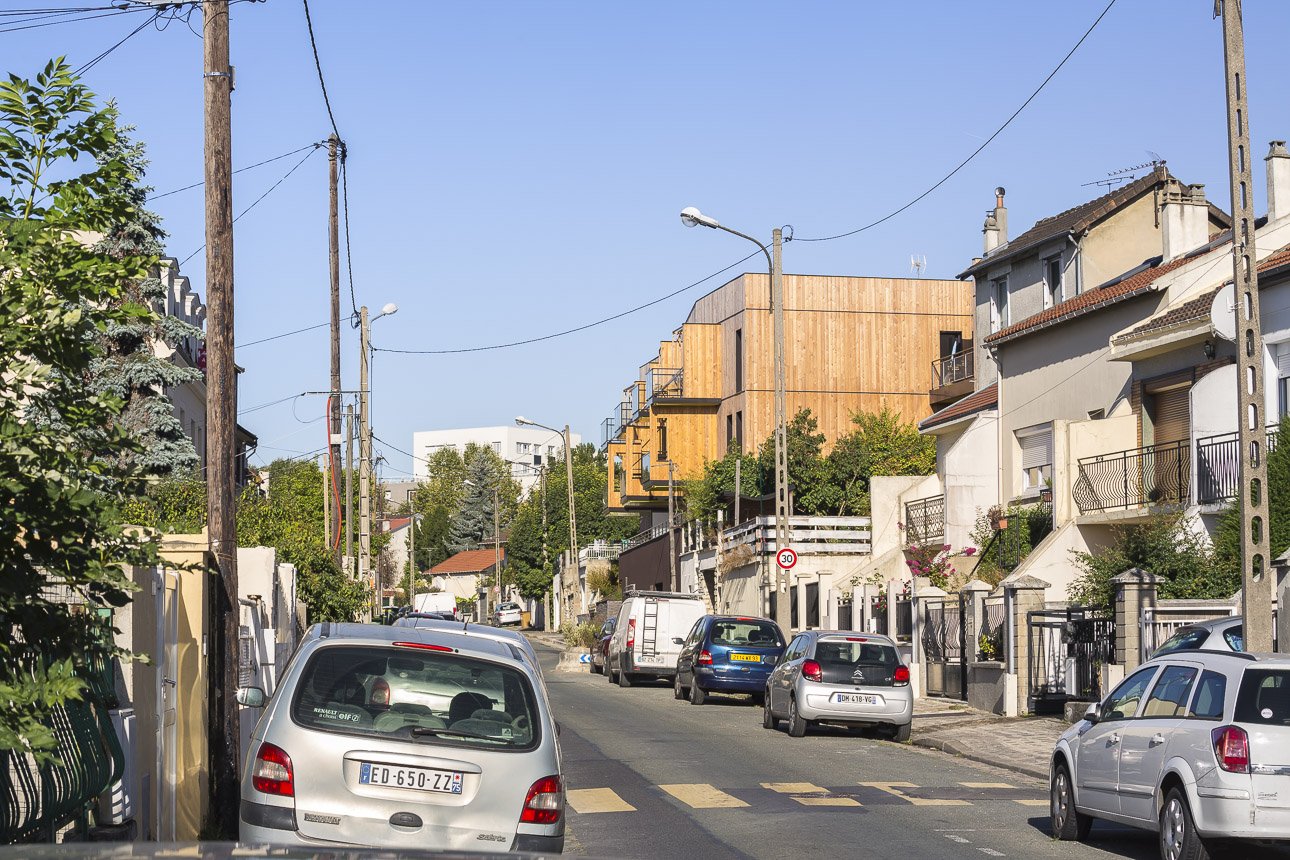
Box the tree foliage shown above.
[0,60,165,760]
[1214,413,1290,575]
[446,443,520,554]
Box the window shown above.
[736,411,744,451]
[1017,425,1052,493]
[727,414,734,447]
[516,442,528,455]
[734,328,744,393]
[990,277,1009,332]
[939,331,962,359]
[1235,669,1290,727]
[1142,666,1199,717]
[658,419,668,462]
[1277,344,1290,417]
[1187,670,1228,720]
[709,619,783,648]
[547,445,555,456]
[1044,256,1062,309]
[1103,666,1159,720]
[491,441,500,454]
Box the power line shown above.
[341,155,358,322]
[373,248,763,356]
[301,0,339,139]
[240,392,304,415]
[152,142,322,200]
[72,8,159,75]
[237,321,330,348]
[793,0,1117,243]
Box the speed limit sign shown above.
[776,548,798,570]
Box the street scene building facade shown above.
[412,425,581,492]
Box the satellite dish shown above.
[1210,283,1236,342]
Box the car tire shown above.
[889,723,911,743]
[689,677,706,706]
[1160,787,1209,860]
[762,692,778,730]
[590,657,602,675]
[617,664,633,688]
[787,697,807,738]
[674,673,686,700]
[1050,763,1092,842]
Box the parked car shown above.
[492,602,524,627]
[392,615,543,679]
[763,631,913,740]
[606,591,706,687]
[238,621,564,853]
[1049,650,1290,859]
[673,615,785,705]
[1152,616,1244,657]
[589,618,615,675]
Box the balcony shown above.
[1073,439,1189,515]
[929,342,974,409]
[722,516,872,555]
[904,495,945,545]
[1196,425,1281,505]
[645,366,683,403]
[600,400,631,450]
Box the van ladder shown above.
[641,598,659,657]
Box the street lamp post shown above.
[360,302,398,621]
[681,208,789,633]
[516,417,578,621]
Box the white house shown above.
[412,425,582,493]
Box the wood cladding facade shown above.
[606,273,972,512]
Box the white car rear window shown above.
[1236,669,1290,727]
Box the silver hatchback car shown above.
[763,630,913,741]
[238,622,564,853]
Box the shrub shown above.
[559,620,598,648]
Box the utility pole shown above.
[202,0,238,839]
[771,227,789,633]
[328,133,342,564]
[321,453,330,544]
[359,306,372,620]
[540,464,549,629]
[345,403,354,575]
[492,486,501,615]
[408,489,416,614]
[1220,0,1274,651]
[667,460,677,591]
[563,424,578,577]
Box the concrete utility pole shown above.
[202,0,238,839]
[1220,0,1274,651]
[328,133,342,563]
[668,459,677,591]
[408,489,417,612]
[564,425,578,564]
[493,486,501,612]
[345,403,354,575]
[540,464,549,628]
[772,227,789,634]
[359,306,372,620]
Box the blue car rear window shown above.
[710,620,782,648]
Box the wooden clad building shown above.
[602,272,973,514]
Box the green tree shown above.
[445,442,520,554]
[1,60,166,760]
[681,447,763,523]
[822,407,936,515]
[1214,413,1290,576]
[758,408,830,514]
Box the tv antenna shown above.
[910,254,927,278]
[1081,155,1165,190]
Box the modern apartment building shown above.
[411,425,582,493]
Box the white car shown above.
[493,602,524,627]
[1049,650,1290,859]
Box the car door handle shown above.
[1150,733,1165,746]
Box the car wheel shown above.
[1160,787,1209,860]
[674,673,686,700]
[1050,763,1092,842]
[762,691,778,730]
[689,676,706,705]
[787,697,807,737]
[590,657,601,675]
[617,664,633,688]
[607,665,617,684]
[889,722,911,743]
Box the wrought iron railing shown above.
[1196,424,1281,505]
[646,367,683,401]
[1073,439,1190,514]
[904,494,945,545]
[623,512,686,550]
[979,596,1007,662]
[976,506,1052,574]
[932,343,974,388]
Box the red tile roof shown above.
[383,516,412,533]
[431,548,505,575]
[919,382,998,432]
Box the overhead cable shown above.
[152,142,322,200]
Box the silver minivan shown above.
[238,622,564,852]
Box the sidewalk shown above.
[909,698,1067,781]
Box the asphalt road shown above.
[530,641,1262,860]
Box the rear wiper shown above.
[410,726,516,744]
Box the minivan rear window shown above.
[710,619,783,648]
[292,645,539,750]
[1235,669,1290,727]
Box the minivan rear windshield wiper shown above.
[410,726,516,744]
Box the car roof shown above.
[1144,649,1290,668]
[706,614,777,623]
[397,617,535,650]
[1179,616,1242,632]
[808,630,899,645]
[302,621,523,664]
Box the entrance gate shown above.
[1027,608,1115,714]
[922,596,966,699]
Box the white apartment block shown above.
[412,425,582,493]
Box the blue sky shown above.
[9,0,1290,479]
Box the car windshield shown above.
[292,645,539,750]
[1153,627,1210,656]
[1235,668,1290,727]
[710,619,782,648]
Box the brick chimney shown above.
[1266,141,1290,222]
[1160,179,1209,261]
[982,187,1007,254]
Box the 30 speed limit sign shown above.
[776,548,798,570]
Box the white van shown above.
[606,591,705,687]
[413,591,460,619]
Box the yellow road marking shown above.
[660,783,749,809]
[794,796,862,807]
[960,782,1014,789]
[761,782,828,794]
[859,781,972,806]
[1014,799,1049,806]
[566,788,636,813]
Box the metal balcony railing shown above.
[1196,425,1281,505]
[904,494,945,545]
[646,366,683,402]
[1073,439,1190,514]
[931,343,974,388]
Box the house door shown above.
[1145,379,1191,503]
[154,568,179,841]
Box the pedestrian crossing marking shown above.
[761,782,828,794]
[567,788,636,814]
[660,783,749,809]
[793,796,862,807]
[859,782,972,806]
[960,782,1014,789]
[1013,799,1048,806]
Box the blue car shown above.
[673,615,786,705]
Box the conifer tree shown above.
[448,451,499,553]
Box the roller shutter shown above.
[1019,429,1052,470]
[1150,385,1191,447]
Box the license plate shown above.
[637,655,665,664]
[833,693,879,705]
[359,762,463,794]
[730,654,761,663]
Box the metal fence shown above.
[1141,601,1240,662]
[895,597,913,639]
[1196,425,1281,505]
[1027,608,1115,714]
[979,596,1007,662]
[1073,439,1190,513]
[923,597,965,699]
[645,367,683,401]
[904,495,945,545]
[932,344,973,388]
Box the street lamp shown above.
[359,301,398,620]
[680,206,790,634]
[516,416,578,625]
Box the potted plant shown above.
[988,504,1007,531]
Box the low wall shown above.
[966,662,1009,714]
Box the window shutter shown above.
[1277,343,1290,378]
[1152,387,1191,446]
[1019,429,1052,469]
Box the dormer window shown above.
[1044,256,1062,308]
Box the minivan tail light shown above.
[627,618,636,648]
[521,775,564,824]
[892,665,910,687]
[371,677,391,708]
[802,660,822,683]
[698,650,712,665]
[1212,726,1250,773]
[252,742,294,796]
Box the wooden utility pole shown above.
[359,306,372,619]
[667,460,677,591]
[328,133,342,563]
[202,0,238,839]
[1220,0,1274,651]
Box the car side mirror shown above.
[236,686,266,708]
[672,637,684,645]
[1083,702,1102,724]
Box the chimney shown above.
[1160,179,1209,261]
[982,187,1007,254]
[1267,140,1290,222]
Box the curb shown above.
[909,735,1051,782]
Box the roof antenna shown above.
[1081,156,1165,190]
[910,254,927,278]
